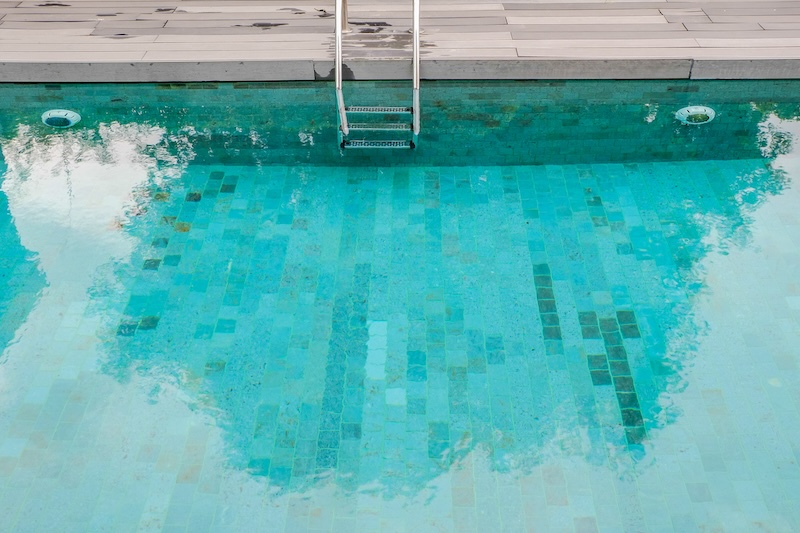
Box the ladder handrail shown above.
[335,0,420,145]
[412,0,421,138]
[335,0,349,135]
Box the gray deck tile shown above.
[659,8,705,14]
[686,29,800,38]
[499,8,665,15]
[161,19,331,28]
[91,27,264,35]
[510,22,687,33]
[663,14,711,22]
[95,20,168,29]
[0,43,154,52]
[703,7,800,15]
[421,31,514,40]
[512,38,700,47]
[427,24,517,32]
[695,37,800,47]
[710,14,800,22]
[502,2,679,9]
[760,21,800,29]
[4,7,171,13]
[0,28,152,40]
[143,49,329,60]
[0,21,99,29]
[2,12,140,20]
[419,39,518,48]
[683,22,762,30]
[511,30,693,39]
[0,50,146,60]
[506,15,669,24]
[154,33,332,42]
[141,12,342,21]
[0,0,799,80]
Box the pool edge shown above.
[2,58,800,83]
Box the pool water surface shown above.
[1,81,800,532]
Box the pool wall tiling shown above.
[0,81,800,532]
[2,80,800,167]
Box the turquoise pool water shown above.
[1,81,800,532]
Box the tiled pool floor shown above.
[1,118,800,532]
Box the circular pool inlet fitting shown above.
[675,106,715,125]
[41,109,81,128]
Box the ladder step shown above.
[346,106,412,114]
[343,139,415,149]
[349,122,412,131]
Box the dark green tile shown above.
[532,264,550,275]
[587,354,607,370]
[609,360,631,376]
[602,331,623,346]
[614,376,635,392]
[538,299,557,313]
[116,322,137,336]
[138,316,160,330]
[536,287,554,299]
[540,313,560,326]
[599,318,618,332]
[578,311,597,325]
[622,408,644,427]
[616,310,637,324]
[607,346,628,361]
[543,326,562,340]
[581,325,601,339]
[617,392,640,409]
[590,370,612,386]
[143,259,161,270]
[621,324,641,338]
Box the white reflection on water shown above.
[0,122,197,531]
[639,115,800,530]
[1,123,189,292]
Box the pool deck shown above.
[1,0,800,81]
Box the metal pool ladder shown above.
[335,0,421,149]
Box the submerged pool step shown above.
[343,139,415,149]
[346,105,412,114]
[349,122,412,131]
[339,104,416,149]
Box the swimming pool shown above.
[1,80,799,531]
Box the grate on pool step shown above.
[346,106,412,114]
[349,123,412,131]
[343,139,415,149]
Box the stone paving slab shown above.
[0,0,799,81]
